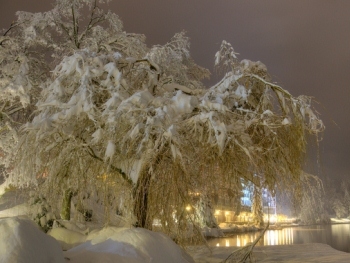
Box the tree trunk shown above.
[196,194,219,228]
[252,182,264,227]
[133,171,152,229]
[60,189,73,220]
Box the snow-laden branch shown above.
[3,3,325,242]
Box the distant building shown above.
[213,183,276,224]
[241,185,253,207]
[262,188,277,217]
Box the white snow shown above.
[202,226,224,237]
[0,189,30,218]
[200,99,229,113]
[104,140,116,160]
[128,158,144,184]
[189,243,350,263]
[48,227,86,251]
[91,128,103,144]
[218,222,260,233]
[118,91,153,112]
[282,117,290,125]
[331,218,350,223]
[163,90,198,119]
[1,190,350,263]
[64,227,194,263]
[0,217,65,263]
[235,85,248,101]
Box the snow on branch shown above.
[215,40,239,73]
[2,3,325,245]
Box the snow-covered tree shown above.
[330,180,350,219]
[4,0,324,243]
[0,18,47,174]
[298,173,329,224]
[340,180,350,216]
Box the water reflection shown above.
[265,228,293,246]
[212,228,295,247]
[208,224,350,252]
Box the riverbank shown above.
[2,216,350,262]
[189,243,350,262]
[216,217,350,236]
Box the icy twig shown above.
[221,222,269,263]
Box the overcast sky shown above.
[1,0,350,184]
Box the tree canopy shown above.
[1,0,324,242]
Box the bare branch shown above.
[71,5,79,48]
[77,0,106,46]
[3,21,23,36]
[58,22,75,43]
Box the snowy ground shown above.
[331,217,350,223]
[188,243,350,263]
[218,222,261,233]
[1,188,350,263]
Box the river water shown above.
[207,224,350,253]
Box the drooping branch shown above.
[249,73,293,98]
[2,21,23,36]
[4,4,324,243]
[222,222,269,263]
[84,144,133,186]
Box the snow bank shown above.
[202,227,224,237]
[0,203,30,218]
[331,218,350,223]
[64,227,194,263]
[218,222,260,233]
[0,183,7,196]
[48,227,86,250]
[189,243,350,263]
[0,190,31,218]
[0,217,64,263]
[1,214,350,263]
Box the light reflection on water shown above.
[265,228,293,246]
[207,224,350,253]
[211,228,295,247]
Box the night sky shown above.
[1,0,350,185]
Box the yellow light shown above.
[186,205,191,211]
[215,210,220,215]
[243,238,247,246]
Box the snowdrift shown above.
[2,215,350,262]
[64,227,194,263]
[0,216,194,263]
[0,217,65,263]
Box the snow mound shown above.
[48,227,86,250]
[0,189,30,218]
[189,243,350,263]
[218,222,259,233]
[0,217,64,263]
[64,227,194,263]
[202,227,224,237]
